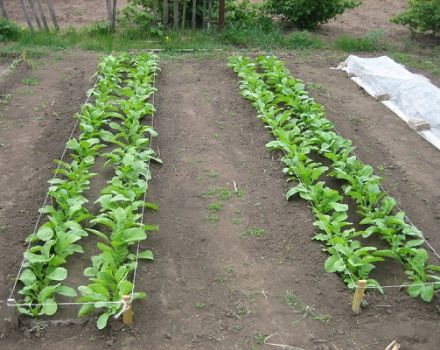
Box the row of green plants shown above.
[228,55,440,301]
[17,53,160,327]
[77,54,160,329]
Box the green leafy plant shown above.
[229,54,440,301]
[0,18,21,42]
[392,0,440,34]
[264,0,361,30]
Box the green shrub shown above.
[392,0,440,34]
[0,18,21,42]
[264,0,361,30]
[226,0,268,29]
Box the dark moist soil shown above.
[1,53,440,350]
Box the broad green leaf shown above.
[41,299,58,316]
[97,312,111,330]
[138,250,154,260]
[56,285,77,297]
[37,225,54,241]
[47,267,68,281]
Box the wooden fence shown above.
[0,0,226,32]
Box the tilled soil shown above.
[0,53,440,350]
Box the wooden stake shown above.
[352,280,367,314]
[181,0,187,29]
[122,295,133,326]
[7,299,19,329]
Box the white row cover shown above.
[338,55,440,150]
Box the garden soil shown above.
[0,51,439,350]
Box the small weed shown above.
[235,188,246,198]
[234,305,253,317]
[241,227,266,238]
[284,290,331,324]
[206,187,233,201]
[232,325,242,332]
[0,223,7,231]
[306,82,326,93]
[0,93,11,106]
[254,333,266,345]
[21,76,39,86]
[224,264,234,274]
[231,216,242,225]
[195,302,206,310]
[208,201,223,212]
[207,170,219,178]
[206,213,219,224]
[214,132,220,140]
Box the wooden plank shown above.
[111,0,118,31]
[218,0,225,30]
[181,0,187,29]
[163,0,168,28]
[35,0,49,31]
[46,0,59,30]
[173,0,178,30]
[191,0,196,30]
[20,0,34,31]
[28,0,42,29]
[152,0,158,26]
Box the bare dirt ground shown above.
[321,0,409,40]
[0,52,439,350]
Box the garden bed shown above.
[0,52,439,350]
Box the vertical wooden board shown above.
[46,0,59,30]
[20,0,34,31]
[173,0,178,29]
[191,0,196,30]
[163,0,168,28]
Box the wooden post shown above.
[35,0,49,31]
[352,280,367,314]
[111,0,118,31]
[218,0,225,30]
[0,0,8,19]
[20,0,34,31]
[106,0,112,23]
[152,0,158,27]
[28,0,42,29]
[207,0,212,29]
[46,0,59,30]
[163,0,168,28]
[202,0,206,30]
[122,295,133,326]
[191,0,196,30]
[173,0,178,30]
[181,0,187,29]
[7,299,19,329]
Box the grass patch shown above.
[208,201,223,212]
[206,213,220,224]
[195,302,206,310]
[241,227,266,238]
[21,76,38,86]
[334,29,388,52]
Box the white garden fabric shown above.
[338,55,440,150]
